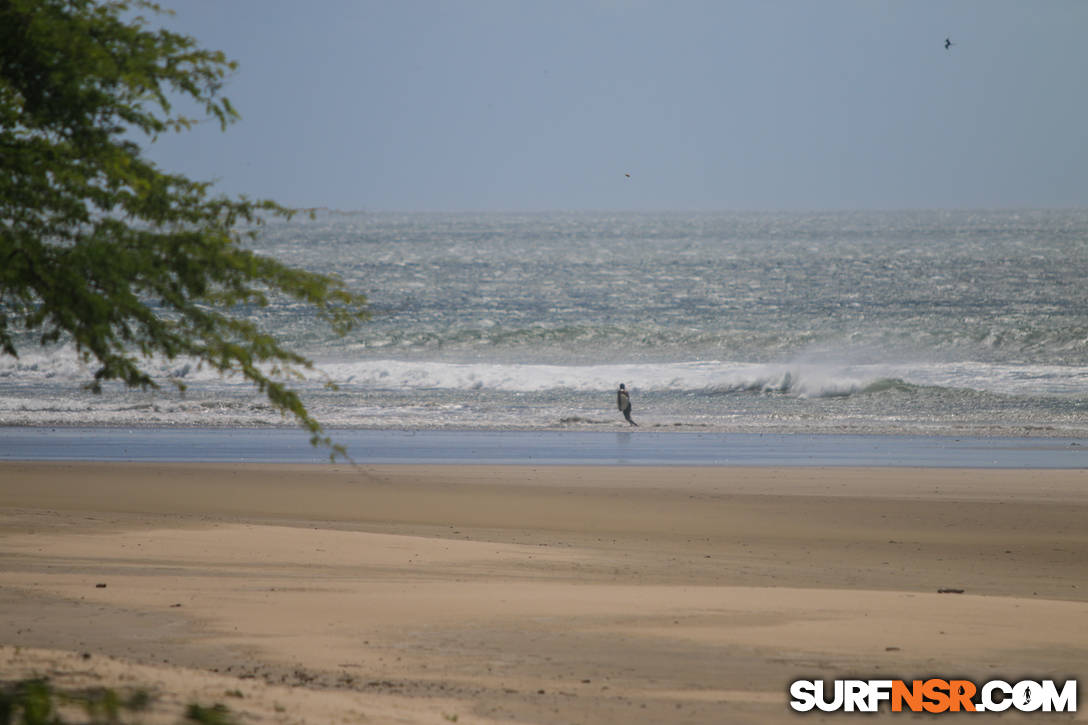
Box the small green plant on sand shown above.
[184,703,238,725]
[0,678,56,725]
[0,678,236,725]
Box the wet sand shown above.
[1,461,1086,723]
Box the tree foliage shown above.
[0,0,368,455]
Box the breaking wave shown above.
[318,358,1087,400]
[5,347,1087,401]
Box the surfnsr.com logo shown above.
[789,678,1077,713]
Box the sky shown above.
[145,0,1088,212]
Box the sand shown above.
[1,461,1086,723]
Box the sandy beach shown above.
[1,461,1086,723]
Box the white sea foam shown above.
[317,358,1088,399]
[6,345,1088,400]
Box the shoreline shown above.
[2,426,1087,467]
[2,461,1086,723]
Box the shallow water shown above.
[2,427,1085,468]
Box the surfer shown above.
[617,383,638,426]
[945,37,954,50]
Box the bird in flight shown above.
[945,37,954,50]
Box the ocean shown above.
[2,209,1087,439]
